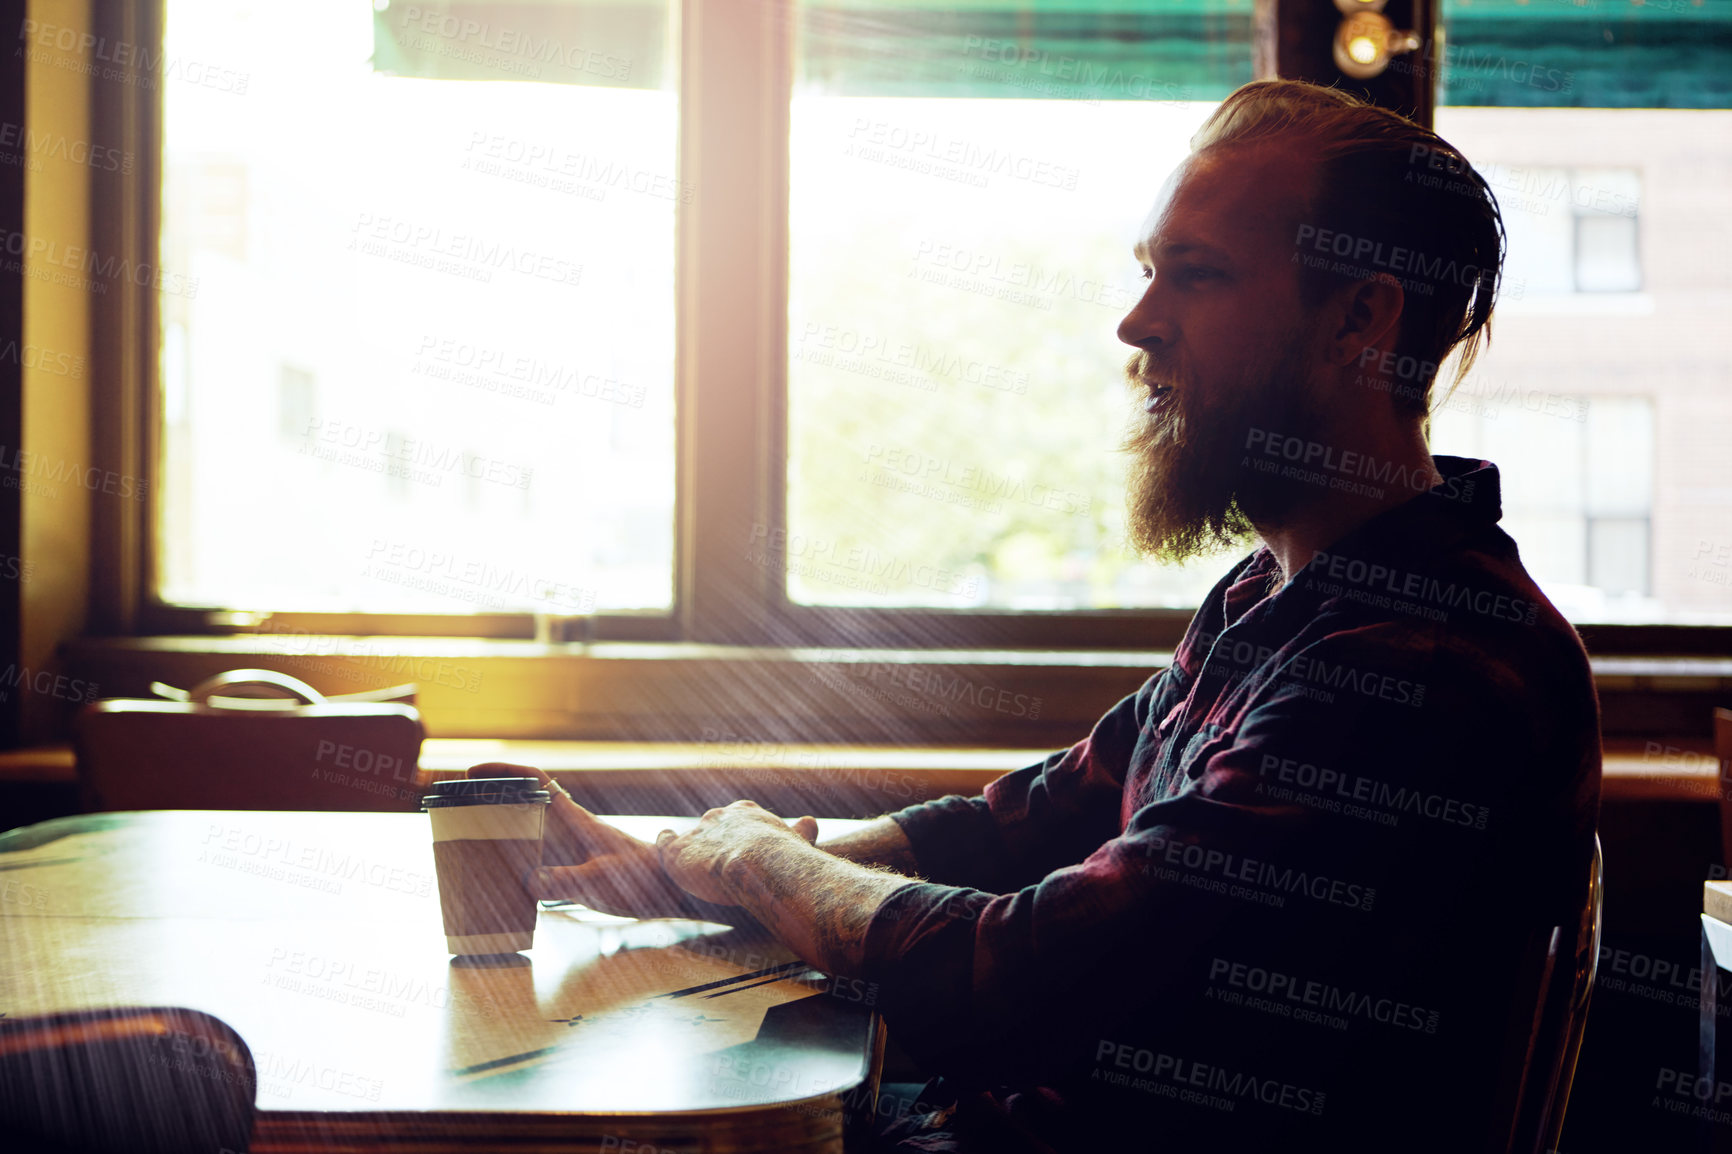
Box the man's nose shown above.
[1117,285,1174,349]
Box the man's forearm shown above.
[815,815,923,876]
[723,836,916,975]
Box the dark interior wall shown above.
[0,0,25,752]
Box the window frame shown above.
[88,0,1730,668]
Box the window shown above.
[785,98,1227,613]
[158,0,677,617]
[1434,108,1731,627]
[1432,395,1656,619]
[1572,170,1642,294]
[107,0,1732,656]
[1482,165,1642,296]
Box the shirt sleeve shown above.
[854,623,1523,1089]
[882,670,1168,894]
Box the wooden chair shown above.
[0,1006,256,1153]
[1496,831,1604,1154]
[74,670,425,813]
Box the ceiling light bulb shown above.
[1334,11,1395,79]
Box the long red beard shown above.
[1120,339,1321,563]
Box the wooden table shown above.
[0,810,885,1152]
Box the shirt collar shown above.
[1227,455,1505,622]
[1354,454,1503,557]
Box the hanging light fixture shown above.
[1331,0,1424,80]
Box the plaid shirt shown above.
[861,456,1602,1152]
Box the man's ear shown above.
[1328,273,1404,367]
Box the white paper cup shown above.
[423,778,551,955]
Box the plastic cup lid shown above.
[421,776,552,809]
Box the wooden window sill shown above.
[58,639,1732,748]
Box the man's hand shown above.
[464,764,910,974]
[655,801,821,906]
[464,761,690,918]
[463,763,812,922]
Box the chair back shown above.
[75,671,424,813]
[1498,832,1603,1154]
[0,1006,256,1153]
[1717,708,1732,865]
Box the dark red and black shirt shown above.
[860,455,1602,1152]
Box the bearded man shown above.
[490,79,1603,1152]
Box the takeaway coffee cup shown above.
[422,777,552,955]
